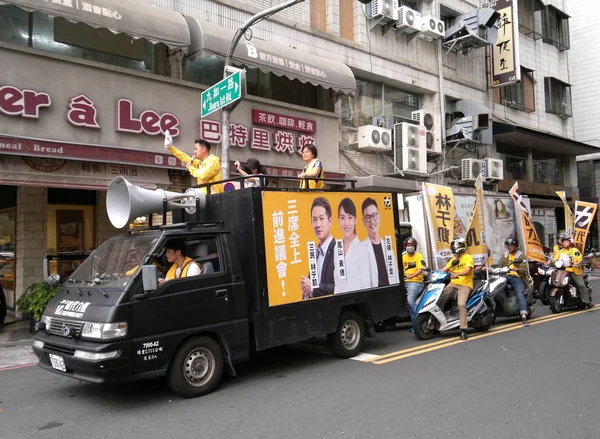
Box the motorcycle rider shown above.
[498,237,530,327]
[554,235,593,308]
[402,237,427,333]
[440,237,474,340]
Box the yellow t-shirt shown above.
[554,247,583,275]
[402,252,427,283]
[507,253,519,277]
[444,253,475,289]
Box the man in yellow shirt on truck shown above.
[164,130,223,194]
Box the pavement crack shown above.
[38,421,64,431]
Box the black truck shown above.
[32,177,406,397]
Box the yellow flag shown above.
[573,201,598,252]
[555,191,574,235]
[423,183,455,261]
[466,175,487,265]
[509,182,546,263]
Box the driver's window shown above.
[158,237,221,284]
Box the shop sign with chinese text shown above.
[486,0,521,87]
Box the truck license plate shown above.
[49,354,66,372]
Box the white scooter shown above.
[413,270,495,340]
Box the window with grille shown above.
[541,5,570,51]
[518,0,544,39]
[499,68,536,112]
[544,77,572,118]
[399,0,417,9]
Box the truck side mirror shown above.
[141,265,158,293]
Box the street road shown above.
[2,281,599,439]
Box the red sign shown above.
[0,136,182,169]
[66,94,100,129]
[0,85,51,119]
[252,109,316,134]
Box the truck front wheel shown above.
[327,311,364,358]
[167,336,224,398]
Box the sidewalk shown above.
[0,318,37,369]
[0,317,33,347]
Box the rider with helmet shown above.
[402,237,427,333]
[554,235,593,308]
[498,237,530,326]
[440,237,475,340]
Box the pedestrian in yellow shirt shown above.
[164,130,223,194]
[554,235,593,308]
[402,237,427,333]
[440,238,474,340]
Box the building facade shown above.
[0,0,597,313]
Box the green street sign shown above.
[201,71,245,118]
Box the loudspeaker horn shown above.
[106,177,194,229]
[183,188,207,215]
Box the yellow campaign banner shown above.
[509,182,546,263]
[556,191,574,235]
[466,175,487,265]
[262,192,399,307]
[573,201,598,252]
[423,183,455,260]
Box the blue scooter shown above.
[413,270,495,340]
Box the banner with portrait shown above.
[423,183,455,265]
[262,192,399,307]
[509,182,545,263]
[573,201,598,252]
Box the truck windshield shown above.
[69,234,160,288]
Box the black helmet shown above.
[450,237,467,254]
[403,237,418,250]
[504,237,518,246]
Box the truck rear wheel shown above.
[327,311,364,358]
[167,336,223,398]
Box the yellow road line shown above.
[371,306,597,365]
[367,311,565,362]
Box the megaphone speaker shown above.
[106,177,188,229]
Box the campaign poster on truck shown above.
[262,192,399,307]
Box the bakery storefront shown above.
[0,43,342,313]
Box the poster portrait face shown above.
[362,199,380,238]
[310,198,332,242]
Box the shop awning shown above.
[493,120,600,156]
[184,17,356,94]
[3,0,190,49]
[0,155,171,190]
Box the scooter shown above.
[536,262,555,305]
[547,258,593,314]
[413,270,495,340]
[481,264,535,320]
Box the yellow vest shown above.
[554,247,583,275]
[300,159,324,189]
[166,257,200,280]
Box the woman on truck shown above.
[334,198,371,294]
[234,158,268,187]
[298,144,324,190]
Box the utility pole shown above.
[220,0,305,179]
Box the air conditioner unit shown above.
[484,158,504,181]
[420,16,445,39]
[357,125,392,152]
[394,122,427,174]
[461,158,483,182]
[411,110,442,155]
[556,101,570,119]
[368,0,399,21]
[396,6,421,34]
